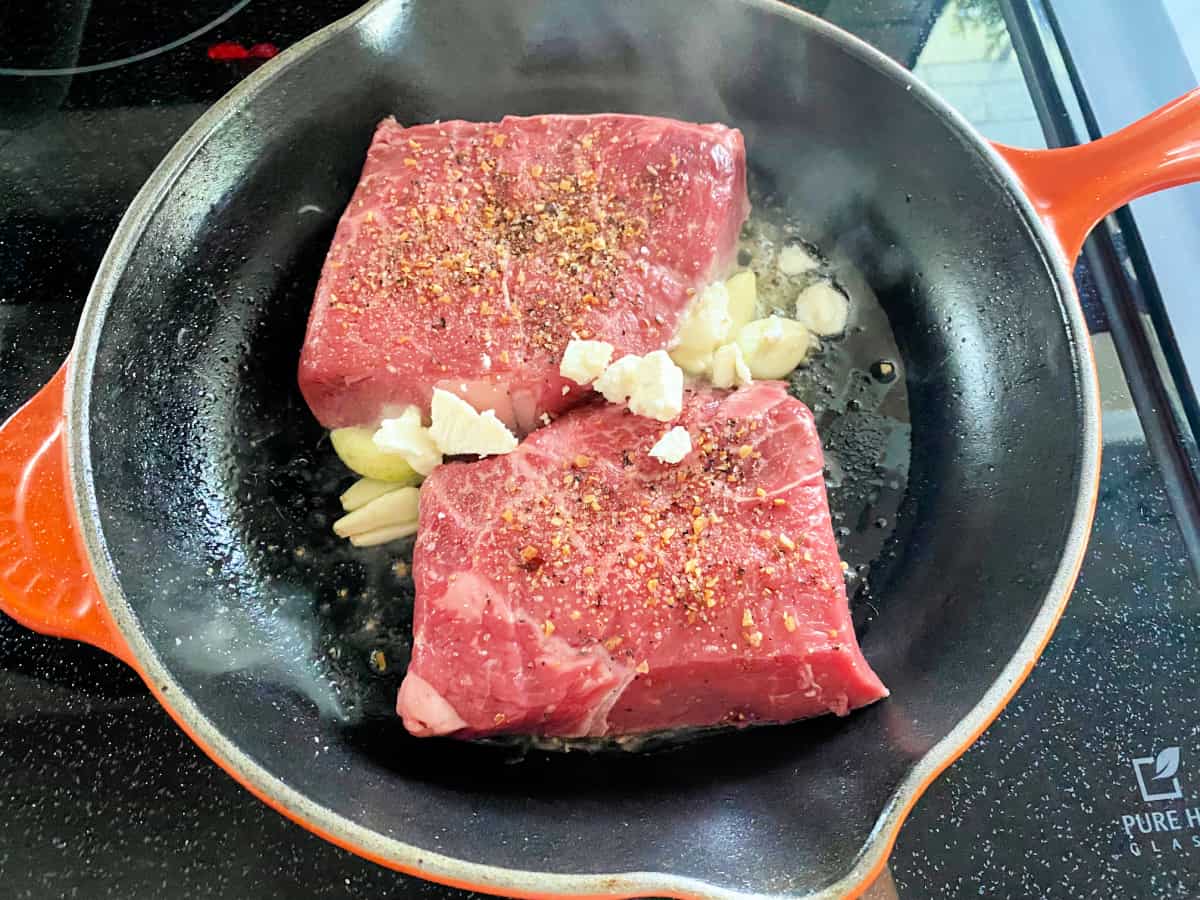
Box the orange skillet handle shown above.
[994,87,1200,263]
[0,361,132,663]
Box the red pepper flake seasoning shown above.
[738,444,754,459]
[494,713,507,725]
[604,635,624,652]
[501,509,514,523]
[778,533,796,552]
[783,612,797,632]
[745,630,764,648]
[520,545,540,563]
[543,620,555,636]
[742,609,755,628]
[635,660,650,675]
[573,454,591,468]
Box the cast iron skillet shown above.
[2,1,1199,897]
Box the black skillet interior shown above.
[80,0,1087,895]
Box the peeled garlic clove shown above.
[628,350,684,422]
[671,281,732,359]
[794,281,849,336]
[777,243,821,277]
[349,521,420,547]
[428,389,518,457]
[649,426,692,464]
[736,316,814,379]
[724,270,758,333]
[374,406,442,475]
[334,485,420,538]
[594,354,642,405]
[668,344,713,376]
[340,478,403,512]
[710,342,753,389]
[560,338,615,386]
[330,427,421,483]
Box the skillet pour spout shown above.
[2,1,1200,897]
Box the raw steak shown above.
[398,382,887,739]
[298,114,748,433]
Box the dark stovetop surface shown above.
[2,1,1199,898]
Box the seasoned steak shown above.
[298,114,748,433]
[398,382,887,739]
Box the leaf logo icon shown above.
[1154,747,1181,780]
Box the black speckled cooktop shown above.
[1,1,1197,897]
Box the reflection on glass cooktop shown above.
[0,1,1197,898]
[0,1,252,75]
